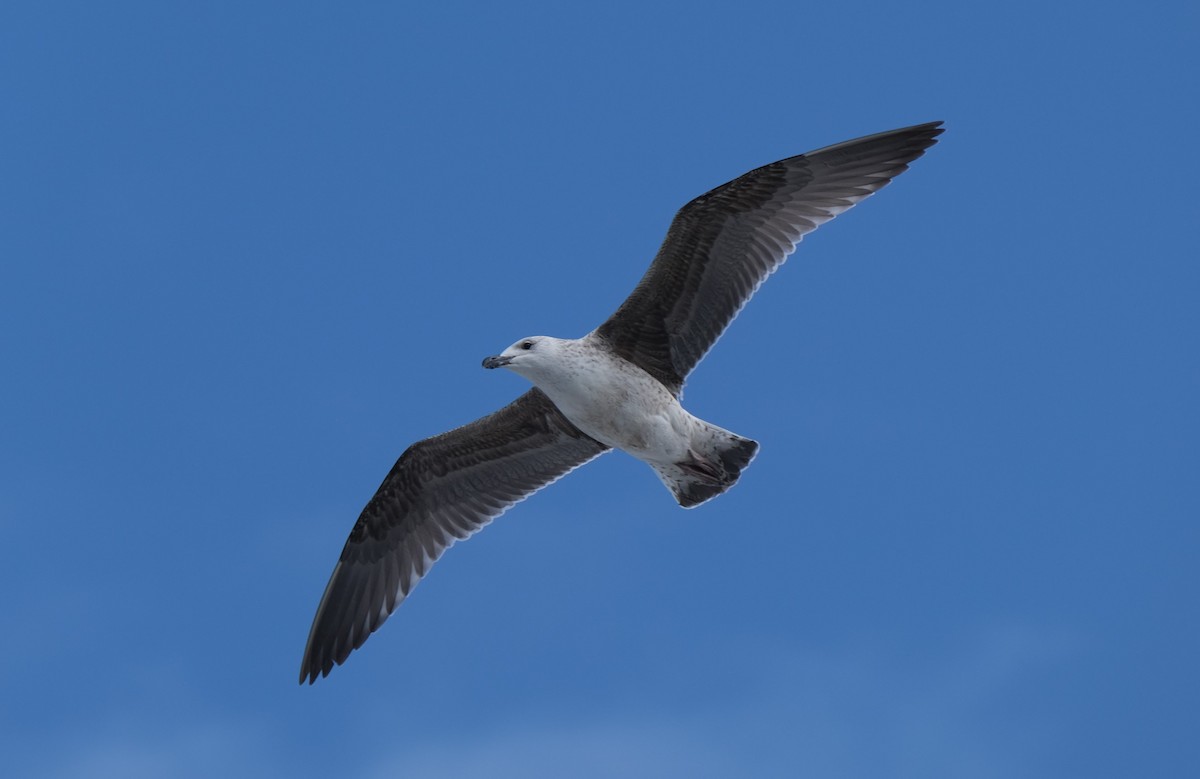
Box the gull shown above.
[300,121,943,683]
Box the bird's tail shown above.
[651,425,759,509]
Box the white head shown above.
[481,336,568,383]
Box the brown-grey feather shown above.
[300,121,942,684]
[595,121,943,393]
[299,388,608,683]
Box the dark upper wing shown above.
[594,121,943,393]
[299,388,608,684]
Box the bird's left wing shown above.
[300,388,608,684]
[595,121,943,394]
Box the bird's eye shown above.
[520,340,534,350]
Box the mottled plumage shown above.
[300,121,943,684]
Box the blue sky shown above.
[2,1,1197,776]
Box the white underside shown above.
[508,335,711,467]
[540,355,698,463]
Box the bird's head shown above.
[482,336,562,382]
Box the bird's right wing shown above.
[299,388,608,684]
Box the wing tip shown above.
[908,119,946,145]
[873,119,946,150]
[804,119,945,180]
[298,632,335,685]
[819,119,946,159]
[898,120,946,151]
[298,655,333,685]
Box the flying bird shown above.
[300,121,944,683]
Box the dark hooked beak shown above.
[482,354,512,369]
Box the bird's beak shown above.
[482,354,512,369]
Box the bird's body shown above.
[508,335,690,461]
[485,334,758,506]
[300,121,944,683]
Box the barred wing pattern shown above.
[595,121,943,394]
[301,121,942,683]
[300,388,608,683]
